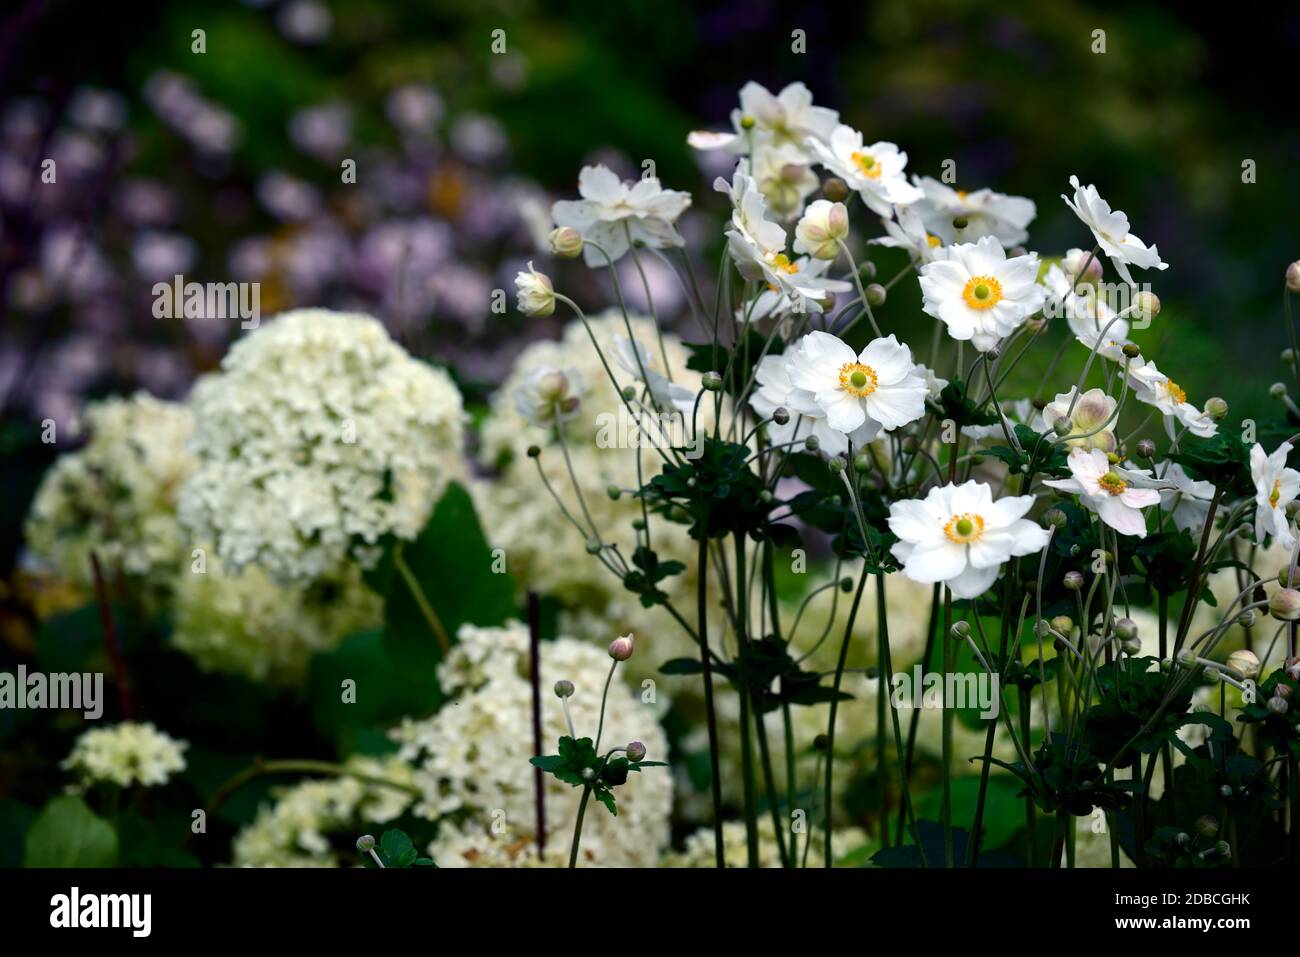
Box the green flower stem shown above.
[697,532,726,867]
[876,573,925,862]
[941,586,955,867]
[594,658,618,753]
[783,700,798,867]
[1019,683,1037,865]
[393,545,450,653]
[824,566,870,867]
[568,786,593,868]
[734,533,760,867]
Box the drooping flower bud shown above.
[356,834,376,852]
[608,633,635,661]
[515,261,556,317]
[548,226,584,259]
[1270,587,1300,621]
[626,741,647,762]
[949,621,971,641]
[1226,649,1261,679]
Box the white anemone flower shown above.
[515,261,555,317]
[784,331,928,435]
[1043,449,1161,538]
[551,165,691,266]
[870,203,944,264]
[749,353,877,457]
[752,141,821,219]
[807,125,922,217]
[687,81,839,159]
[911,176,1036,247]
[1158,461,1217,534]
[513,366,584,426]
[1061,175,1168,286]
[888,480,1049,599]
[1041,263,1134,362]
[918,236,1045,352]
[738,256,851,325]
[1128,359,1217,439]
[1038,387,1118,452]
[612,336,696,415]
[1250,441,1300,550]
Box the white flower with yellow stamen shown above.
[784,331,928,436]
[551,165,691,267]
[687,81,839,160]
[1128,359,1217,439]
[807,125,921,217]
[1062,175,1168,286]
[1038,387,1118,452]
[1250,441,1300,550]
[918,236,1045,352]
[738,256,851,325]
[749,351,879,457]
[719,162,839,313]
[888,480,1048,599]
[870,203,944,264]
[911,176,1036,247]
[1043,449,1161,538]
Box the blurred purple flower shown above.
[257,171,321,221]
[289,102,352,160]
[277,1,333,44]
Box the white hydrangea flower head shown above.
[389,621,673,867]
[179,309,467,585]
[231,757,417,867]
[62,721,188,789]
[171,552,381,685]
[25,393,195,607]
[662,819,868,867]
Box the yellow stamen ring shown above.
[944,513,985,544]
[961,275,1003,310]
[838,362,879,398]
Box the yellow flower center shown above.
[769,252,799,274]
[850,151,883,179]
[1098,471,1128,496]
[1270,479,1282,507]
[926,234,942,248]
[955,189,968,200]
[1164,379,1187,405]
[961,275,1004,310]
[944,513,985,544]
[838,362,879,398]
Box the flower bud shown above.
[949,620,971,641]
[1270,587,1300,621]
[1121,637,1142,656]
[828,455,846,472]
[794,200,850,260]
[1114,618,1139,641]
[581,767,596,781]
[586,537,603,555]
[1043,508,1067,528]
[804,435,820,452]
[701,371,724,392]
[554,679,575,698]
[1203,666,1222,685]
[626,740,647,762]
[1194,814,1219,838]
[1226,649,1260,679]
[608,632,635,661]
[1063,570,1085,591]
[548,226,584,259]
[865,283,886,307]
[1175,648,1197,668]
[1238,609,1257,628]
[822,177,849,202]
[1135,438,1156,460]
[1277,565,1300,587]
[527,444,541,459]
[1203,397,1228,420]
[813,733,829,751]
[1287,260,1300,294]
[739,115,756,130]
[839,577,854,592]
[1050,615,1074,637]
[1267,695,1289,715]
[1283,348,1296,365]
[356,834,376,852]
[515,261,556,317]
[1121,342,1141,359]
[1132,290,1160,321]
[858,260,877,281]
[1270,382,1289,398]
[622,385,637,400]
[606,484,622,501]
[952,216,969,231]
[772,406,790,425]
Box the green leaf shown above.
[379,828,418,868]
[377,483,518,670]
[593,789,618,816]
[24,796,117,868]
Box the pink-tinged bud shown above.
[626,741,647,762]
[608,633,635,661]
[1225,649,1260,679]
[1287,260,1300,294]
[548,226,583,259]
[822,177,849,202]
[1270,588,1300,621]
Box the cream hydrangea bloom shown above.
[389,622,673,867]
[179,309,467,585]
[663,819,868,867]
[171,553,381,685]
[62,721,187,789]
[25,393,195,607]
[232,757,417,867]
